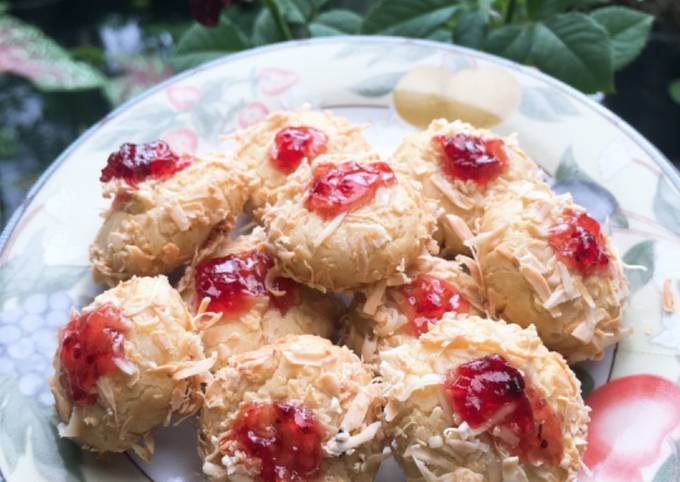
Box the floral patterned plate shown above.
[1,36,679,482]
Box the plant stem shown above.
[262,0,293,40]
[504,0,517,24]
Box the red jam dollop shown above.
[58,303,131,405]
[434,134,508,186]
[305,161,397,219]
[100,140,191,186]
[221,401,325,482]
[270,126,328,174]
[194,250,298,316]
[389,274,470,337]
[548,209,609,277]
[444,354,563,465]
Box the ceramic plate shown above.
[1,36,680,482]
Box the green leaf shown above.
[362,0,460,38]
[350,72,403,97]
[453,8,489,49]
[309,9,362,36]
[0,15,106,92]
[653,177,680,236]
[252,8,287,46]
[169,16,248,72]
[427,28,451,42]
[591,6,653,70]
[519,85,579,122]
[527,0,569,20]
[0,376,83,481]
[276,0,329,24]
[670,79,680,105]
[622,241,655,294]
[530,12,613,93]
[0,126,20,158]
[486,25,533,63]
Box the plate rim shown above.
[1,34,678,256]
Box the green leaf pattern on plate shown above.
[622,241,655,294]
[519,86,579,122]
[350,72,403,97]
[0,376,83,482]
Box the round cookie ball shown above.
[198,335,386,482]
[341,254,485,364]
[50,276,209,460]
[231,106,372,216]
[474,183,629,362]
[178,226,340,369]
[91,151,251,286]
[263,153,437,292]
[380,314,589,481]
[388,118,541,255]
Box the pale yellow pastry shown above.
[380,314,589,481]
[231,106,372,215]
[389,118,542,254]
[50,276,209,460]
[198,335,386,481]
[263,152,437,292]
[341,254,485,364]
[178,226,340,369]
[474,183,629,362]
[91,152,251,286]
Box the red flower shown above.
[190,0,232,27]
[258,68,299,96]
[161,128,199,154]
[166,85,202,111]
[237,102,269,129]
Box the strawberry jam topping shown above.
[548,209,609,277]
[100,140,191,186]
[434,134,508,186]
[389,274,470,337]
[270,126,328,174]
[221,401,325,482]
[305,161,397,219]
[194,250,298,316]
[444,354,563,465]
[58,303,131,405]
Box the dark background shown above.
[1,0,679,229]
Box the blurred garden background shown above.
[0,0,678,229]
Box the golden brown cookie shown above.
[91,151,250,286]
[341,254,485,364]
[231,106,371,216]
[198,335,386,481]
[178,226,340,369]
[50,276,208,460]
[474,183,629,362]
[263,153,437,292]
[389,119,542,255]
[380,314,589,481]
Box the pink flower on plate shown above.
[237,102,269,129]
[161,128,198,154]
[165,85,202,111]
[258,68,299,96]
[582,375,680,482]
